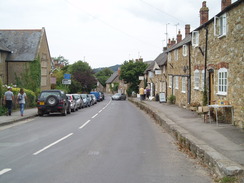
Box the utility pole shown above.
[175,23,179,35]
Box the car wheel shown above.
[67,106,71,114]
[62,108,67,116]
[46,95,58,107]
[38,109,44,116]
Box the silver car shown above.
[72,94,83,109]
[67,94,78,112]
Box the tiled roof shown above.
[0,29,43,61]
[106,71,118,84]
[167,35,191,52]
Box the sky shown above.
[0,0,237,69]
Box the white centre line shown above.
[98,110,102,113]
[92,114,98,118]
[79,120,91,129]
[33,133,73,155]
[0,168,12,175]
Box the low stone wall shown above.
[129,98,244,181]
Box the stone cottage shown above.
[105,68,127,94]
[166,25,192,106]
[0,27,52,91]
[144,51,167,99]
[190,0,243,128]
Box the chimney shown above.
[185,24,190,37]
[221,0,231,10]
[163,47,167,52]
[177,30,182,43]
[200,1,209,25]
[171,38,176,46]
[167,39,171,48]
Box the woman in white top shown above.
[17,88,27,116]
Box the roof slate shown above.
[106,71,118,84]
[0,29,42,61]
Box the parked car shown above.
[111,93,126,100]
[66,94,78,112]
[80,94,91,107]
[100,92,105,100]
[90,91,101,102]
[72,94,83,109]
[89,94,97,105]
[37,90,71,116]
[99,92,104,101]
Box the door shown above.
[209,70,215,104]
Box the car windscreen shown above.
[39,92,61,99]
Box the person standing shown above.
[4,86,14,116]
[139,87,144,101]
[17,88,27,116]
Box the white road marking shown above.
[79,120,91,129]
[0,168,12,175]
[98,110,102,113]
[92,114,98,118]
[33,133,73,155]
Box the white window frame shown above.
[182,77,186,93]
[182,45,188,57]
[169,75,172,88]
[201,70,205,90]
[175,76,179,89]
[192,31,199,47]
[217,68,228,95]
[168,52,171,62]
[214,13,227,37]
[174,49,178,61]
[194,69,200,90]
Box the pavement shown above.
[129,98,244,181]
[0,99,244,181]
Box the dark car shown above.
[37,90,71,116]
[111,93,126,100]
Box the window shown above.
[194,69,200,90]
[174,50,178,61]
[192,31,199,47]
[201,70,205,90]
[169,75,172,88]
[182,77,186,93]
[218,68,228,95]
[214,13,227,37]
[182,45,188,57]
[175,76,179,89]
[168,52,171,62]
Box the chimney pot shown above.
[200,1,209,25]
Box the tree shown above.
[95,68,113,87]
[68,61,97,93]
[120,60,147,93]
[52,55,69,66]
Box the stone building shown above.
[0,28,52,91]
[166,26,192,106]
[190,0,243,128]
[105,68,127,94]
[144,51,167,99]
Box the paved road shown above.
[0,97,212,183]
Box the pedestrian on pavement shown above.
[146,87,150,99]
[17,88,27,117]
[4,86,14,116]
[139,87,144,101]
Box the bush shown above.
[168,94,176,104]
[0,106,7,116]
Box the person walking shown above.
[4,86,14,116]
[17,88,27,116]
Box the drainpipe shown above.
[203,26,208,105]
[6,61,9,85]
[188,43,191,104]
